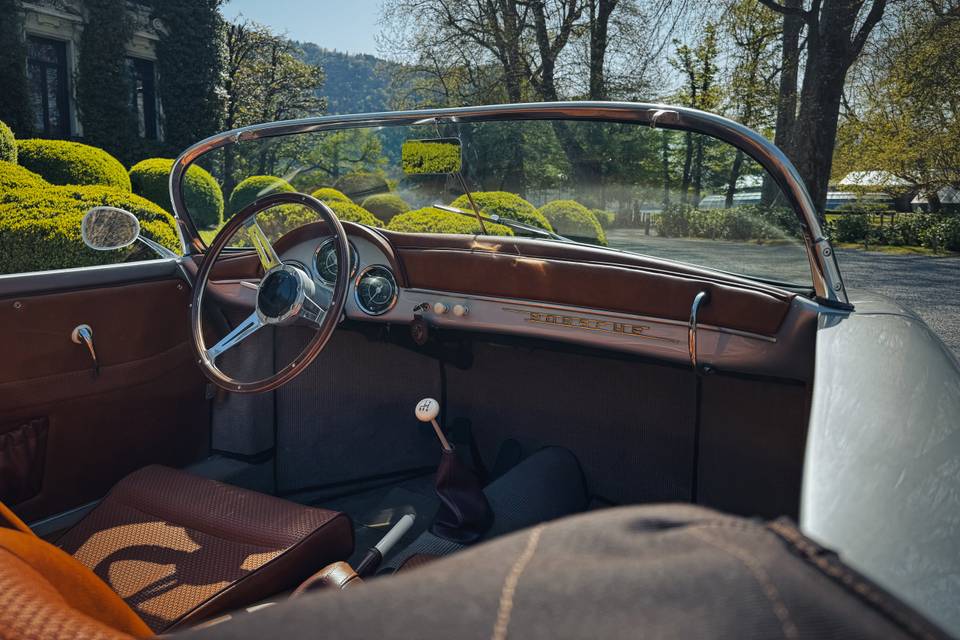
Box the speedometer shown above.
[354,265,398,316]
[313,238,358,286]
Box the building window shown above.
[126,57,157,140]
[26,36,70,138]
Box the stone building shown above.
[12,0,163,141]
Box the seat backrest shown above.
[0,523,152,639]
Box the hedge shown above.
[230,199,383,249]
[362,193,410,223]
[228,175,294,216]
[17,139,131,190]
[333,172,388,199]
[654,204,797,242]
[129,158,224,229]
[450,192,552,232]
[387,206,513,236]
[539,200,607,246]
[828,212,960,252]
[0,160,49,193]
[401,139,461,174]
[0,120,15,163]
[0,185,179,274]
[311,187,351,203]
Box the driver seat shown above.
[0,465,354,638]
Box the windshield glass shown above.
[183,117,813,288]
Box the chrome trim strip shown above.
[0,258,184,298]
[170,101,846,304]
[404,287,777,343]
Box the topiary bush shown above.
[333,172,389,199]
[311,187,351,203]
[592,209,616,228]
[387,206,513,236]
[450,192,552,232]
[17,139,131,190]
[0,120,16,163]
[129,158,224,229]
[362,193,410,223]
[0,161,49,193]
[228,175,294,216]
[828,214,872,243]
[326,200,383,227]
[539,200,607,246]
[0,185,179,274]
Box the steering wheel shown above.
[190,192,350,394]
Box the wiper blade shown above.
[434,205,569,241]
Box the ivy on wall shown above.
[0,0,32,135]
[77,0,138,161]
[152,0,224,155]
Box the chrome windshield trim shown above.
[170,101,847,304]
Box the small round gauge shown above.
[313,238,358,286]
[355,265,398,316]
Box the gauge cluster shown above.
[281,233,399,319]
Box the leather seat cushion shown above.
[56,465,353,632]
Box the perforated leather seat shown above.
[0,465,353,638]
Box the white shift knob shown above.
[415,397,440,422]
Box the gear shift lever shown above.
[415,397,492,543]
[415,398,452,452]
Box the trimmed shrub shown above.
[0,161,49,193]
[0,120,15,163]
[401,139,461,174]
[326,200,383,227]
[829,214,872,243]
[0,185,179,274]
[333,172,389,199]
[654,204,797,242]
[450,192,552,232]
[228,175,294,216]
[311,187,351,203]
[362,193,410,223]
[17,139,131,190]
[387,206,513,236]
[539,200,607,246]
[129,158,224,229]
[592,209,616,228]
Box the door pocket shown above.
[0,417,48,505]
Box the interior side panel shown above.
[445,342,698,504]
[274,328,441,493]
[0,278,209,521]
[696,374,810,519]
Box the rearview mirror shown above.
[81,206,141,251]
[401,138,462,175]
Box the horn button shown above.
[257,267,303,321]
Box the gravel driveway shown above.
[605,229,960,356]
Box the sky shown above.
[222,0,384,55]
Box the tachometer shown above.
[355,265,398,316]
[313,238,358,286]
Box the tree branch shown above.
[850,0,887,58]
[757,0,813,22]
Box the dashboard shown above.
[249,222,817,382]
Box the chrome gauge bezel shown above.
[354,264,398,316]
[312,237,359,286]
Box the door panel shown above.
[0,274,209,521]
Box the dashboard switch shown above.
[433,302,449,315]
[453,304,469,317]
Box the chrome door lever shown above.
[688,291,711,374]
[71,324,99,377]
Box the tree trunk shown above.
[588,0,618,100]
[692,136,705,205]
[726,150,745,208]
[661,130,671,207]
[762,0,802,205]
[680,132,693,204]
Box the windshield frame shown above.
[170,101,848,305]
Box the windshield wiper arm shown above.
[434,205,569,242]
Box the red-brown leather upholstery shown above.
[55,465,353,633]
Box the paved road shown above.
[605,229,960,356]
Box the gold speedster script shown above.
[503,308,679,343]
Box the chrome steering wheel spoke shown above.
[299,292,327,327]
[206,311,264,361]
[245,218,281,271]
